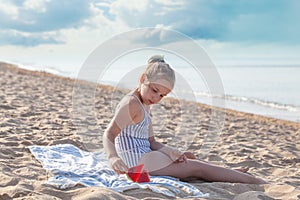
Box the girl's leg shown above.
[139,151,267,184]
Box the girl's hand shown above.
[169,149,187,163]
[110,157,129,174]
[174,153,188,163]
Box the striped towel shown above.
[29,144,209,198]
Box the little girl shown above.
[103,55,267,184]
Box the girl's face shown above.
[140,81,171,105]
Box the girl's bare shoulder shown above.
[128,95,144,119]
[116,95,144,122]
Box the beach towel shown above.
[29,144,209,198]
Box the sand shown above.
[0,62,299,200]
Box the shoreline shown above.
[2,61,299,125]
[0,62,300,199]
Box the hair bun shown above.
[148,55,165,64]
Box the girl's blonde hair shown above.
[144,55,176,89]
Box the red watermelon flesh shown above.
[137,169,150,183]
[126,164,144,182]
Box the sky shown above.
[0,0,300,73]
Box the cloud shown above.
[0,30,63,46]
[0,0,92,32]
[0,0,94,46]
[107,0,300,44]
[1,0,299,47]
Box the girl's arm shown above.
[103,96,142,174]
[103,120,129,174]
[149,136,187,163]
[148,121,197,161]
[148,121,188,162]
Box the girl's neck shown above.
[133,88,151,114]
[134,88,144,104]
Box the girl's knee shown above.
[140,151,173,172]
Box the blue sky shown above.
[0,0,299,70]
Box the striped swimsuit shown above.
[115,94,152,167]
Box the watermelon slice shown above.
[126,164,150,183]
[137,169,151,183]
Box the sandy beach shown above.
[0,62,299,200]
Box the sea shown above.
[10,61,300,123]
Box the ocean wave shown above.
[187,90,298,112]
[5,61,299,115]
[10,61,76,78]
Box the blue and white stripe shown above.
[115,94,152,167]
